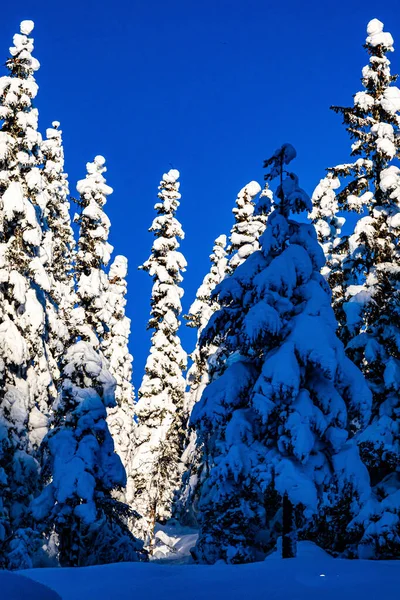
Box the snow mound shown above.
[1,571,61,600]
[23,547,400,600]
[152,522,198,563]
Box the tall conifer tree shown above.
[75,155,113,348]
[311,19,400,556]
[192,146,372,563]
[131,169,187,547]
[101,255,136,504]
[0,20,53,569]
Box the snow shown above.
[380,87,400,114]
[20,20,35,36]
[366,19,394,50]
[21,544,400,600]
[0,571,60,600]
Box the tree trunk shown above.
[282,492,296,559]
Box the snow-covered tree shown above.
[32,341,146,567]
[0,19,54,569]
[101,255,135,504]
[185,234,228,412]
[192,145,372,564]
[311,19,400,338]
[41,121,75,328]
[38,121,76,395]
[176,234,228,525]
[312,19,400,557]
[228,180,268,271]
[74,155,113,348]
[131,169,187,548]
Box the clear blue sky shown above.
[1,0,400,389]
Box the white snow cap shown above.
[163,169,180,183]
[94,155,106,166]
[20,20,35,35]
[366,18,394,49]
[367,19,383,36]
[215,234,227,246]
[243,181,262,198]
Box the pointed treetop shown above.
[77,156,113,198]
[263,144,310,215]
[366,19,394,50]
[263,143,297,180]
[8,21,40,73]
[163,168,180,183]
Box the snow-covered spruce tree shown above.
[175,234,228,525]
[101,255,135,504]
[31,341,146,567]
[185,234,228,416]
[0,19,55,569]
[311,18,400,342]
[41,121,75,366]
[74,155,113,348]
[192,145,372,564]
[312,19,400,557]
[228,180,268,271]
[131,169,187,547]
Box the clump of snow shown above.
[366,19,394,50]
[20,20,35,36]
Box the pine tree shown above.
[311,19,400,338]
[131,169,187,548]
[39,121,76,397]
[0,19,54,569]
[185,234,228,414]
[192,145,372,564]
[228,180,268,271]
[176,234,228,525]
[74,155,113,348]
[101,255,135,504]
[31,341,146,566]
[311,19,400,557]
[41,121,76,334]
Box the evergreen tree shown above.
[176,234,228,525]
[228,180,267,271]
[39,122,75,394]
[131,169,187,548]
[31,341,146,566]
[311,19,400,557]
[75,155,113,348]
[185,234,228,414]
[311,19,400,338]
[101,255,135,504]
[0,19,53,569]
[192,145,372,564]
[41,121,75,332]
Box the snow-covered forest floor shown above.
[6,541,398,600]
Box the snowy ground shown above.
[4,539,394,600]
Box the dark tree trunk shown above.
[282,492,296,559]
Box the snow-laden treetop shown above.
[366,19,394,50]
[20,20,35,36]
[8,20,39,73]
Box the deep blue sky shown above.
[2,1,400,389]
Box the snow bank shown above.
[22,543,399,600]
[1,571,60,600]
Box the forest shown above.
[0,14,400,573]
